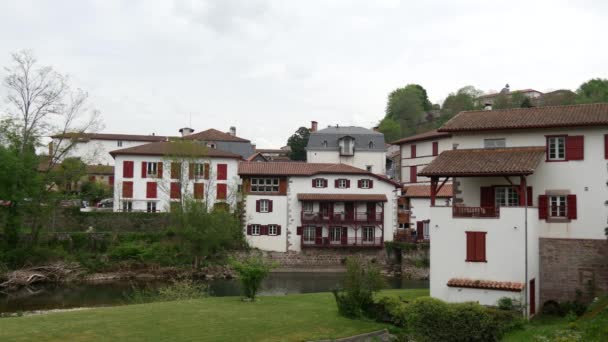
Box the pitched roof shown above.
[404,184,453,198]
[297,194,388,202]
[184,128,250,142]
[238,162,400,186]
[86,164,114,175]
[307,126,386,151]
[109,141,243,159]
[447,278,524,292]
[418,147,545,177]
[391,129,451,145]
[51,132,171,142]
[246,152,268,162]
[440,103,608,132]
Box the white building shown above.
[422,103,608,317]
[306,122,387,175]
[238,162,401,252]
[110,140,242,213]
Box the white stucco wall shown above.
[112,155,239,212]
[400,137,452,183]
[54,138,157,165]
[244,195,289,252]
[306,150,387,175]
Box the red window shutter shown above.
[146,182,157,198]
[566,136,584,160]
[109,176,114,187]
[605,135,608,159]
[432,141,439,156]
[269,200,273,212]
[188,163,194,179]
[194,183,204,199]
[341,228,347,245]
[416,221,424,241]
[122,181,133,198]
[475,232,486,262]
[334,179,339,188]
[141,162,147,178]
[369,180,373,189]
[276,225,281,235]
[526,187,533,206]
[217,164,227,180]
[204,163,210,179]
[466,232,475,261]
[411,144,416,158]
[312,179,316,187]
[123,161,134,178]
[346,179,350,188]
[170,182,180,199]
[297,226,303,235]
[246,225,252,235]
[261,225,268,235]
[480,187,495,207]
[323,179,328,188]
[567,194,577,219]
[315,226,323,244]
[171,162,180,179]
[217,183,227,200]
[157,162,163,178]
[357,180,362,188]
[256,200,260,212]
[410,166,417,183]
[538,195,548,219]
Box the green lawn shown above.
[0,289,428,342]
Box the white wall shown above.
[244,195,288,252]
[400,137,452,183]
[54,138,154,165]
[306,150,387,174]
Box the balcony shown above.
[301,237,383,248]
[300,211,383,224]
[452,206,499,218]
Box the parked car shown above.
[95,198,113,211]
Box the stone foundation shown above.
[255,248,388,271]
[401,247,430,280]
[540,238,608,304]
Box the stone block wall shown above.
[401,247,430,280]
[540,238,608,303]
[260,248,389,270]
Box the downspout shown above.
[523,175,529,319]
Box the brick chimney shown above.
[311,121,318,132]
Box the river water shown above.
[0,272,428,313]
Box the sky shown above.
[1,0,607,148]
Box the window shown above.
[259,199,270,213]
[410,166,417,183]
[170,182,181,199]
[146,201,157,213]
[117,141,123,147]
[330,227,342,243]
[123,161,134,178]
[547,136,566,161]
[340,137,354,156]
[122,200,132,212]
[465,231,486,262]
[484,138,506,148]
[216,183,227,200]
[146,182,157,198]
[268,225,278,236]
[366,165,373,172]
[194,183,204,199]
[303,226,316,243]
[359,179,371,189]
[337,179,348,189]
[398,223,408,229]
[549,195,567,218]
[122,181,133,198]
[432,141,439,156]
[193,163,208,179]
[362,226,374,242]
[495,187,519,207]
[368,141,374,149]
[147,162,158,177]
[217,164,227,180]
[251,224,261,236]
[313,178,326,188]
[423,221,430,240]
[322,140,328,148]
[303,202,313,212]
[207,142,216,149]
[251,178,280,192]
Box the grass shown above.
[0,289,428,342]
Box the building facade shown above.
[238,162,401,253]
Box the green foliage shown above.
[230,256,276,300]
[47,157,87,193]
[441,85,483,117]
[286,126,310,161]
[498,296,515,311]
[576,78,608,104]
[333,256,385,318]
[384,84,427,138]
[124,279,208,304]
[80,180,112,202]
[492,92,529,109]
[377,117,401,143]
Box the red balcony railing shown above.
[301,237,383,248]
[452,206,499,218]
[300,211,383,224]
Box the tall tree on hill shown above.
[380,84,430,139]
[440,86,483,117]
[576,78,608,103]
[377,117,401,143]
[287,126,310,161]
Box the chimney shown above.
[229,126,236,136]
[311,121,318,132]
[179,127,194,137]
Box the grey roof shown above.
[306,126,386,152]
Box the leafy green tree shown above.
[576,78,608,103]
[286,126,310,161]
[384,84,428,137]
[441,86,483,117]
[47,157,87,193]
[231,256,277,301]
[377,117,401,142]
[492,92,528,109]
[80,180,112,203]
[332,256,385,318]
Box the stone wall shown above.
[258,248,389,271]
[401,247,430,280]
[44,208,170,232]
[540,238,608,303]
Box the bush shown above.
[124,279,208,304]
[230,256,276,300]
[497,296,514,311]
[108,242,146,261]
[333,256,385,318]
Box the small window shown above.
[484,138,506,149]
[330,227,342,243]
[423,221,430,240]
[547,136,566,161]
[314,179,325,188]
[122,200,132,212]
[268,224,278,236]
[147,162,158,177]
[368,141,374,149]
[366,165,372,172]
[251,178,280,192]
[303,202,313,212]
[194,163,207,179]
[362,226,374,242]
[549,195,567,218]
[322,140,328,148]
[207,142,216,149]
[398,223,408,229]
[146,201,157,213]
[117,141,123,147]
[303,226,316,243]
[259,200,270,213]
[360,179,371,189]
[337,179,348,189]
[495,187,519,207]
[251,224,261,236]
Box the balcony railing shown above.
[300,211,383,224]
[452,206,499,218]
[301,237,383,248]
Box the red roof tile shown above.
[447,278,524,292]
[404,184,453,198]
[440,103,608,132]
[391,129,451,145]
[109,141,242,159]
[297,194,388,202]
[418,147,545,177]
[184,128,250,142]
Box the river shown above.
[0,272,428,313]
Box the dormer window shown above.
[339,136,354,156]
[207,142,216,149]
[322,140,328,148]
[368,141,374,149]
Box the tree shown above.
[377,117,401,142]
[47,157,87,193]
[575,78,608,103]
[287,127,310,161]
[332,256,385,318]
[441,86,483,117]
[230,256,277,301]
[384,84,427,137]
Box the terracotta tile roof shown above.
[86,164,114,175]
[447,278,524,292]
[297,194,388,202]
[109,141,243,159]
[418,147,545,177]
[440,103,608,132]
[246,152,268,162]
[238,162,401,186]
[404,184,453,198]
[51,132,171,142]
[391,129,451,145]
[184,128,250,142]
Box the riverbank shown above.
[0,289,428,341]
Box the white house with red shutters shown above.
[421,103,608,317]
[238,162,401,252]
[110,140,242,212]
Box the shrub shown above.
[333,256,386,318]
[230,256,276,300]
[108,242,146,261]
[542,300,562,316]
[497,296,514,311]
[124,279,208,304]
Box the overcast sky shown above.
[1,0,607,147]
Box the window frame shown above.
[362,226,374,242]
[147,162,159,177]
[337,179,348,189]
[483,138,506,149]
[250,177,280,193]
[546,135,566,161]
[117,140,123,147]
[329,227,342,243]
[314,178,325,188]
[303,202,313,213]
[494,186,520,207]
[259,199,270,213]
[549,195,567,218]
[193,163,207,179]
[146,201,157,213]
[303,226,316,243]
[122,200,132,212]
[360,179,371,189]
[250,224,261,236]
[268,224,278,236]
